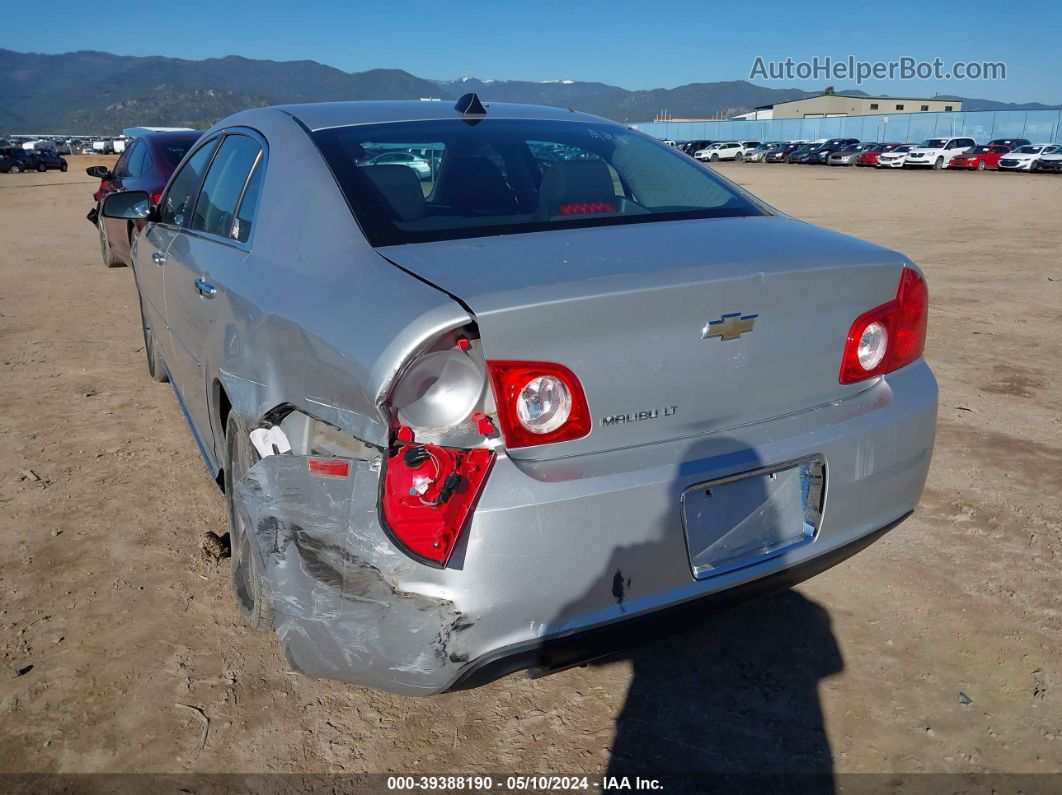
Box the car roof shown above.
[139,130,203,142]
[254,99,612,132]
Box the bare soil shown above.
[1,156,1060,777]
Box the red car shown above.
[86,131,202,267]
[948,144,1011,171]
[855,142,904,167]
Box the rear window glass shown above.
[162,143,195,167]
[312,119,764,246]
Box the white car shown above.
[368,151,433,179]
[1033,147,1062,172]
[876,144,916,169]
[695,142,747,162]
[998,144,1061,171]
[743,142,786,162]
[902,137,977,169]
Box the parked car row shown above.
[711,136,1062,172]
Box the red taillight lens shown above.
[381,443,494,567]
[890,267,929,370]
[486,361,591,449]
[840,267,929,384]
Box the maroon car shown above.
[87,131,202,267]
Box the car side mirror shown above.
[86,165,112,179]
[102,191,154,220]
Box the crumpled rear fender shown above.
[235,454,472,695]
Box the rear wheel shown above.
[138,295,168,383]
[60,162,68,172]
[734,151,743,161]
[37,162,47,172]
[9,164,21,174]
[99,221,124,267]
[226,417,273,632]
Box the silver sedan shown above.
[103,97,937,695]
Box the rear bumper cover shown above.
[448,510,908,691]
[236,361,937,695]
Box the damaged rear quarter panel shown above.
[235,453,474,694]
[188,109,471,457]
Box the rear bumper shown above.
[237,361,937,695]
[449,510,908,691]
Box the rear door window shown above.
[112,143,137,178]
[189,134,262,239]
[160,137,220,227]
[126,143,147,177]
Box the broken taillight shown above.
[839,267,929,384]
[380,441,494,567]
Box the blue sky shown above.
[5,0,1060,103]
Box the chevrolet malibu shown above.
[998,144,1061,171]
[948,144,1011,171]
[102,97,937,695]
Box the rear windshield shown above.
[312,119,765,246]
[162,142,196,167]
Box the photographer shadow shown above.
[603,589,842,789]
[550,433,845,791]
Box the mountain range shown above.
[2,48,1059,135]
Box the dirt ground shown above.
[1,155,1060,782]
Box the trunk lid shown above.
[378,216,907,460]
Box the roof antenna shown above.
[454,93,487,115]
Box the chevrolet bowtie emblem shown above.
[702,312,758,341]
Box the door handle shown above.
[152,251,166,266]
[194,279,217,299]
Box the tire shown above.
[710,153,719,162]
[735,151,743,161]
[60,162,68,172]
[978,160,986,171]
[138,293,168,383]
[37,162,47,172]
[99,220,125,267]
[933,157,944,170]
[9,164,21,174]
[226,417,273,632]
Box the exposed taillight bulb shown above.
[487,361,591,448]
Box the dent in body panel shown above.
[234,454,472,694]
